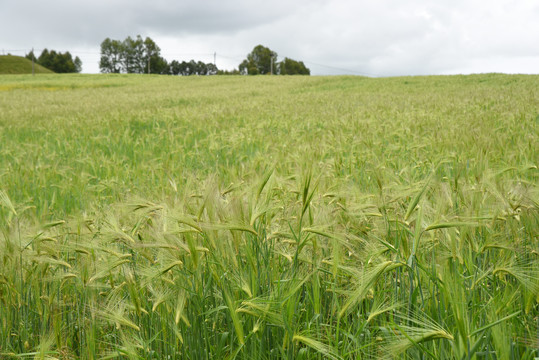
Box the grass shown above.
[0,73,537,359]
[0,55,54,75]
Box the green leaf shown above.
[404,177,431,222]
[469,311,521,337]
[424,222,479,231]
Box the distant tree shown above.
[37,49,53,70]
[195,61,206,75]
[51,51,69,72]
[25,50,36,62]
[239,59,258,75]
[27,49,82,73]
[123,36,144,73]
[169,60,182,75]
[170,60,217,76]
[100,35,167,74]
[278,57,310,75]
[99,35,218,76]
[239,45,278,75]
[178,61,189,75]
[143,37,162,74]
[100,38,123,73]
[74,56,82,73]
[206,63,218,75]
[150,55,169,74]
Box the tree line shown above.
[25,49,82,73]
[99,36,310,76]
[239,45,310,75]
[99,35,217,75]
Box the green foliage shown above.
[239,46,310,75]
[24,49,82,73]
[100,36,218,75]
[0,73,537,359]
[100,35,169,74]
[279,57,310,75]
[170,59,218,76]
[239,45,278,75]
[122,35,146,73]
[99,38,124,73]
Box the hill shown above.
[0,55,54,74]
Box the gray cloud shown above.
[2,0,318,45]
[1,0,538,75]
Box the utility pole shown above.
[148,57,150,74]
[270,57,273,75]
[214,52,216,67]
[32,47,35,76]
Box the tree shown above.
[98,35,218,76]
[122,36,144,73]
[37,49,54,70]
[239,45,277,75]
[178,61,189,75]
[100,38,123,73]
[26,49,82,73]
[74,56,82,73]
[100,35,170,74]
[206,63,218,75]
[150,55,169,74]
[143,37,162,74]
[180,61,193,75]
[169,60,182,75]
[278,57,310,75]
[169,60,217,76]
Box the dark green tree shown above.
[29,49,82,73]
[187,60,197,75]
[278,57,310,75]
[37,49,53,70]
[178,61,189,75]
[239,45,277,75]
[150,55,169,74]
[169,60,218,76]
[169,60,182,75]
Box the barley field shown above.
[0,73,537,359]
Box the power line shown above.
[161,52,214,57]
[297,59,380,77]
[216,54,247,62]
[3,47,380,76]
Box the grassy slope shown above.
[0,55,53,74]
[0,74,537,359]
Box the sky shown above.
[1,0,538,76]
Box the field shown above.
[0,73,537,359]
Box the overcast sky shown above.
[1,0,538,76]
